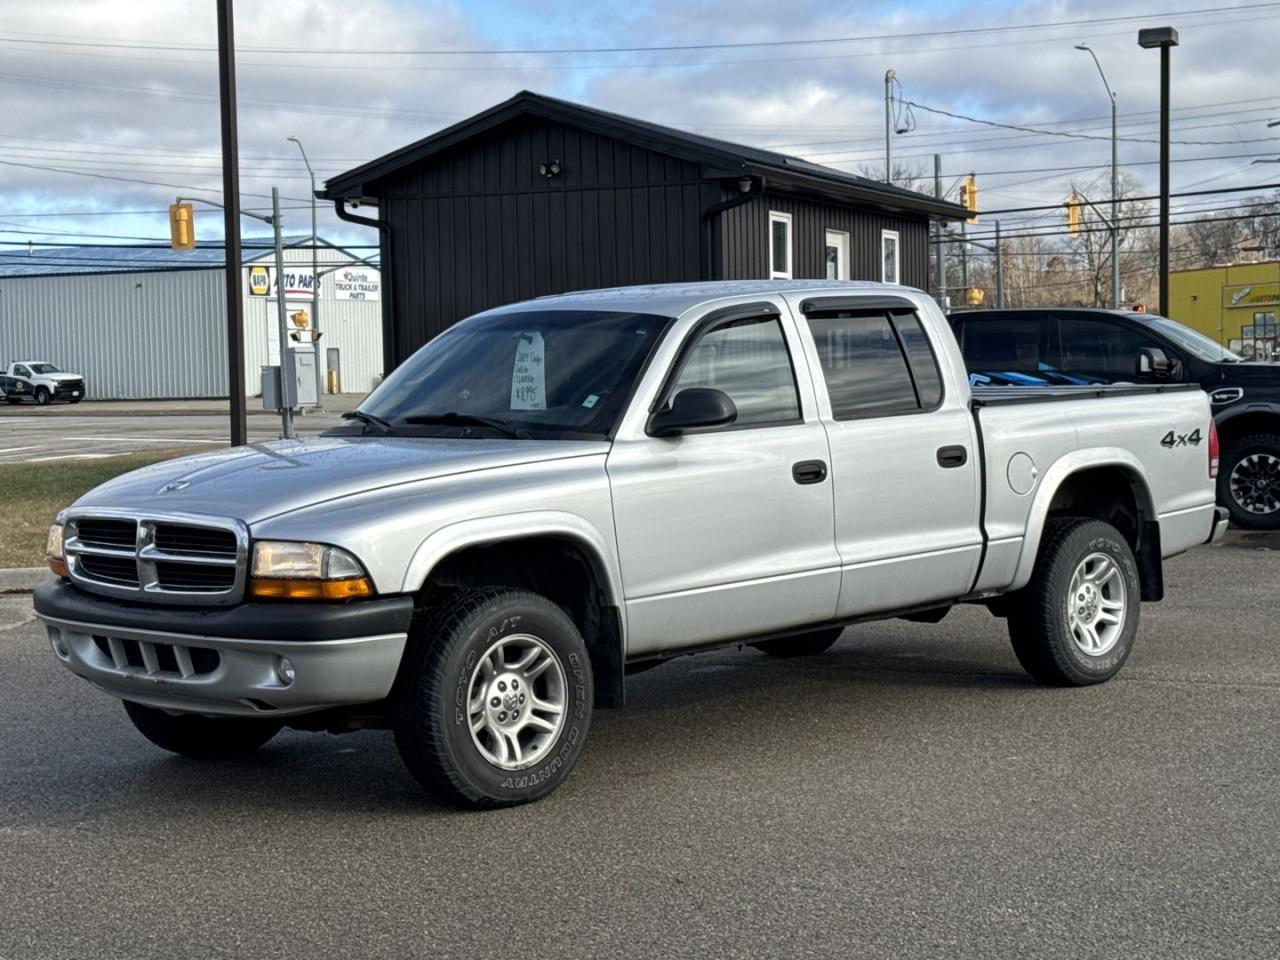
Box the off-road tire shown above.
[393,588,593,809]
[753,627,844,658]
[1007,517,1140,686]
[1218,433,1280,531]
[123,701,282,758]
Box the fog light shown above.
[49,630,69,660]
[276,656,296,686]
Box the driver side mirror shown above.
[648,387,737,437]
[1137,347,1172,379]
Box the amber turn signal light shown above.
[48,557,69,579]
[248,577,373,601]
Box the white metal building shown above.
[0,237,383,400]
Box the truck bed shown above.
[971,383,1202,407]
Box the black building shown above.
[323,91,966,370]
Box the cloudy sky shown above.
[2,0,1278,261]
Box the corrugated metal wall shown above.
[0,247,383,400]
[717,192,931,289]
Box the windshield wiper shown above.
[403,412,531,439]
[342,410,393,435]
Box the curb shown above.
[0,567,51,594]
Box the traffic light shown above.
[168,202,195,250]
[960,174,979,224]
[1065,195,1081,236]
[966,287,985,306]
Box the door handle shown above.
[792,459,828,484]
[937,446,968,469]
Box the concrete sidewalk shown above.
[0,394,365,418]
[0,567,49,594]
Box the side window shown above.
[959,318,1046,374]
[1058,316,1172,382]
[669,315,800,427]
[881,230,900,284]
[893,313,944,408]
[807,311,935,419]
[14,365,31,378]
[769,211,792,279]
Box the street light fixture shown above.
[1138,26,1178,318]
[1075,43,1120,309]
[287,135,324,406]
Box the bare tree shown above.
[857,159,934,195]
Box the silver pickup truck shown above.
[34,281,1226,808]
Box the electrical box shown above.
[289,342,318,407]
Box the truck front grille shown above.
[64,513,248,606]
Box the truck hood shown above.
[1218,362,1280,386]
[70,436,610,524]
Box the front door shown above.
[607,304,840,657]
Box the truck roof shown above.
[484,280,925,319]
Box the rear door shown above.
[796,297,983,616]
[607,301,840,657]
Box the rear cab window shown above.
[804,305,946,419]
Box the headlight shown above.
[46,523,68,578]
[249,541,373,600]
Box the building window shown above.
[769,211,793,279]
[824,229,850,281]
[881,229,900,284]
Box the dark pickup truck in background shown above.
[951,308,1280,530]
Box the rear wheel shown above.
[34,387,50,406]
[4,397,20,405]
[123,701,282,758]
[1007,518,1140,686]
[1219,433,1280,530]
[394,588,593,809]
[753,627,843,658]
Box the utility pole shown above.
[934,154,946,305]
[1139,26,1179,317]
[1076,44,1120,308]
[215,0,246,446]
[884,69,895,184]
[272,187,294,439]
[288,135,324,406]
[995,221,1004,308]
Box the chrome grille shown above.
[64,511,248,605]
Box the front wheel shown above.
[1007,518,1141,686]
[1219,433,1280,530]
[394,588,593,809]
[123,701,282,758]
[34,387,50,406]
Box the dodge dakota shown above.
[34,281,1226,808]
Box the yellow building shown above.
[1169,261,1280,360]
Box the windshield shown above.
[353,309,672,439]
[1134,314,1243,363]
[29,363,60,374]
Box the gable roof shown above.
[323,90,966,221]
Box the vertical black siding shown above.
[718,193,930,290]
[379,117,712,362]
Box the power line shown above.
[1,3,1275,55]
[0,159,312,202]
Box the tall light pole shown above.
[1139,26,1178,318]
[1075,43,1120,309]
[287,135,324,405]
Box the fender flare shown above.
[399,509,625,612]
[1009,447,1157,592]
[1213,401,1280,432]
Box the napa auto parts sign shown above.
[333,267,381,302]
[247,266,317,299]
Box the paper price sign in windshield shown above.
[510,332,546,411]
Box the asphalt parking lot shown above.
[1,537,1277,959]
[0,408,348,463]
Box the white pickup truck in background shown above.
[1,361,86,405]
[35,281,1226,809]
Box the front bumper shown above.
[1207,506,1230,545]
[34,580,413,718]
